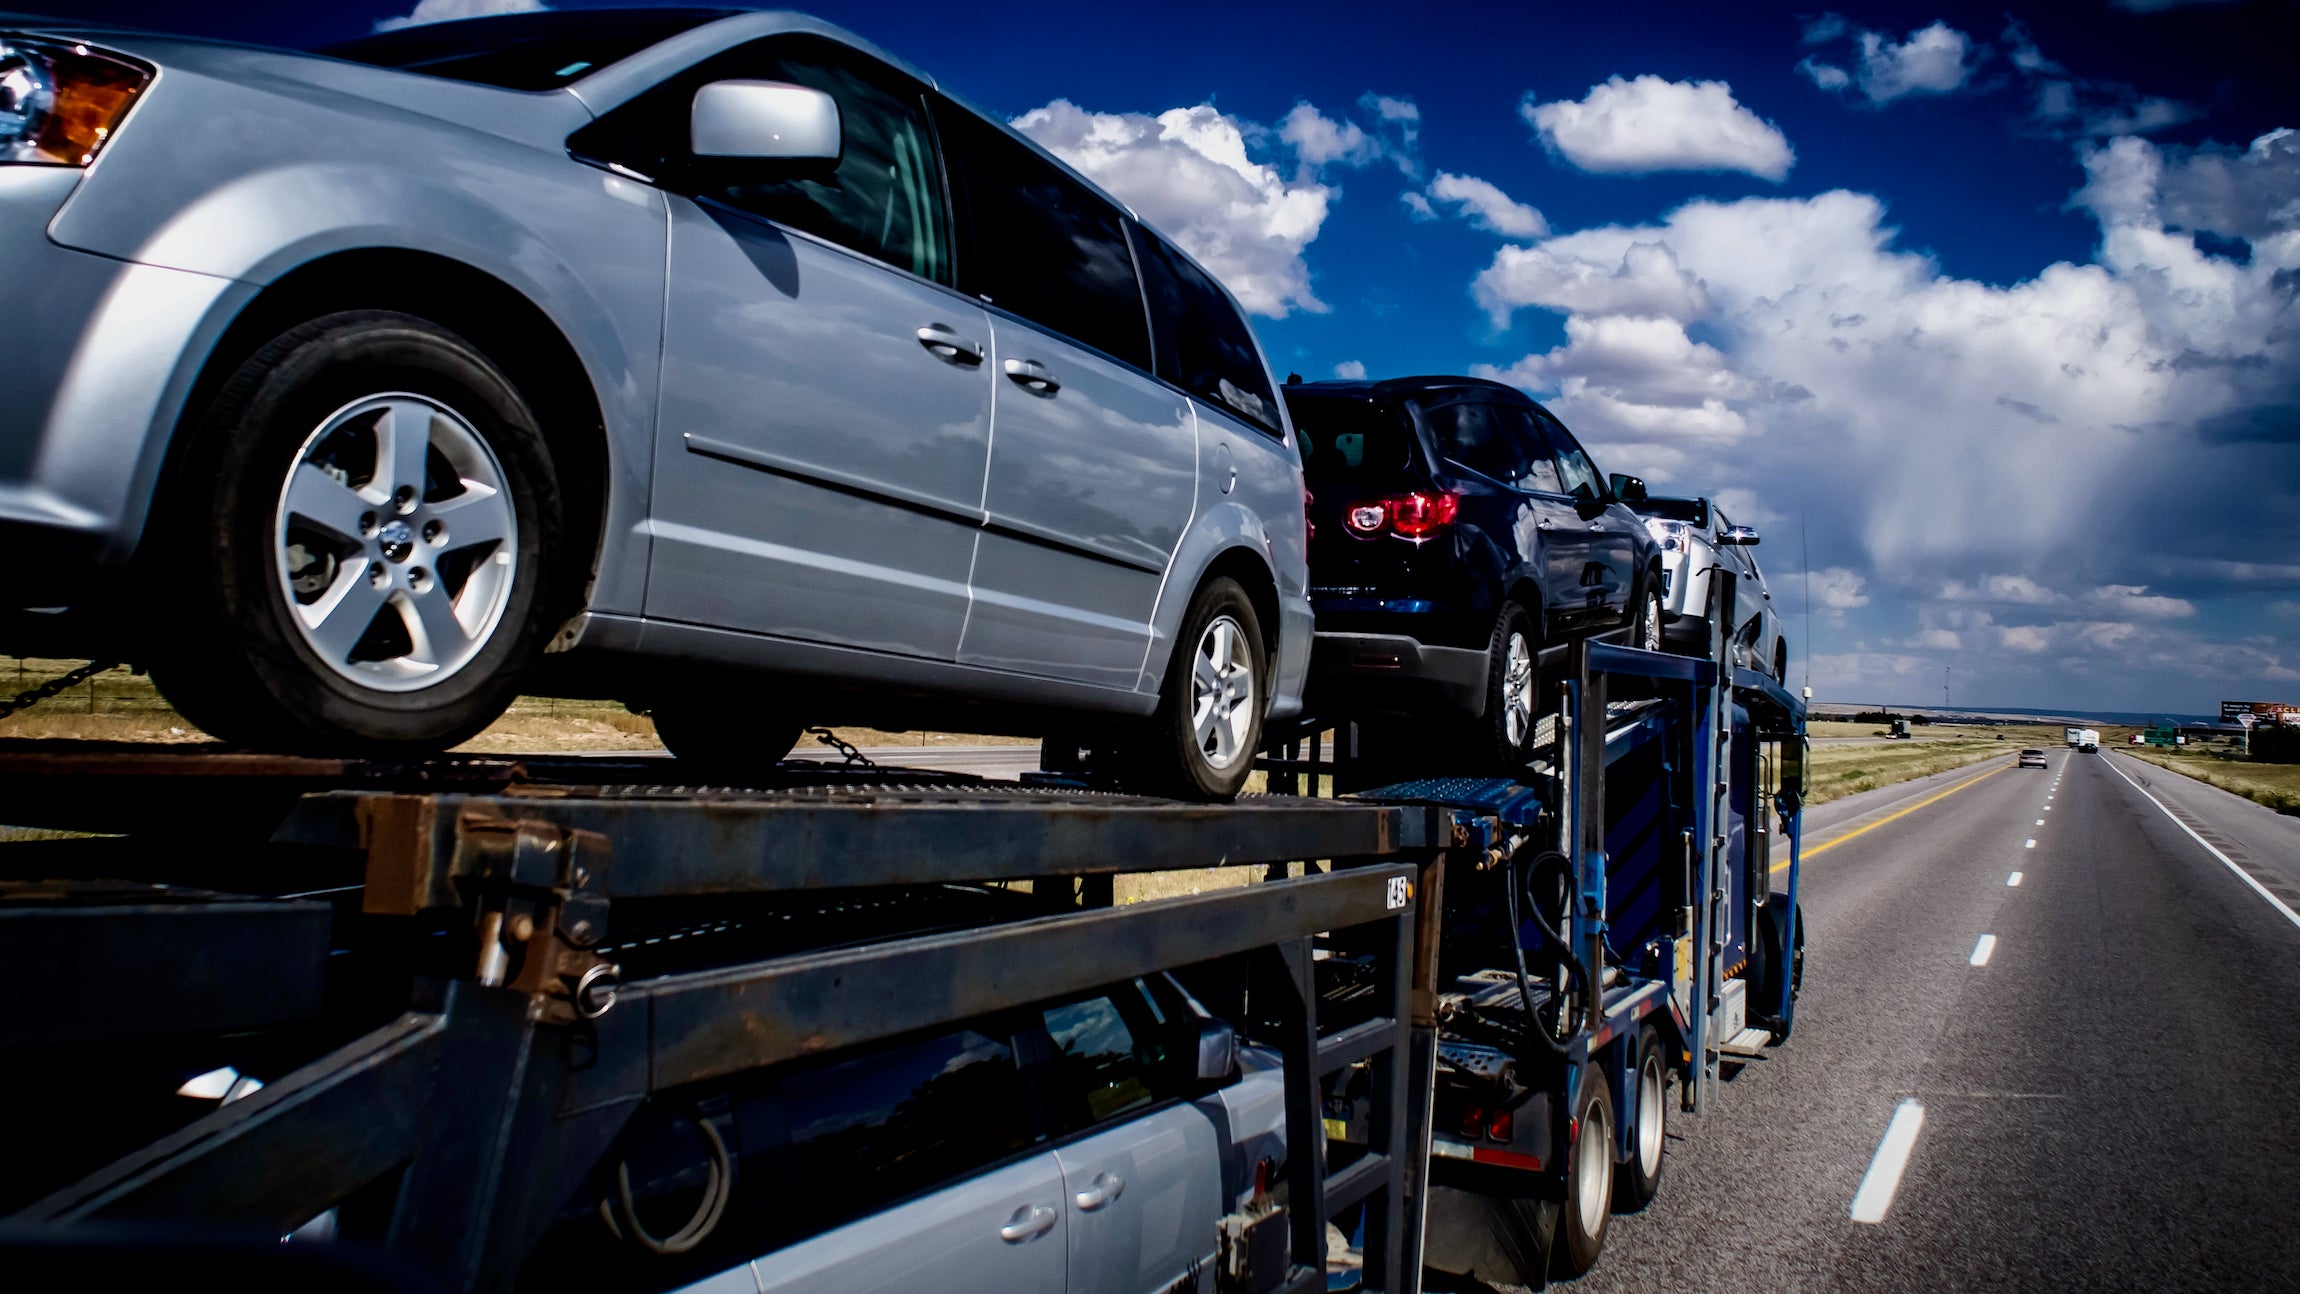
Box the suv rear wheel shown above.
[150,311,560,752]
[1468,602,1542,770]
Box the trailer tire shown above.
[1612,1024,1668,1213]
[1554,1061,1615,1277]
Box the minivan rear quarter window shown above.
[936,103,1152,370]
[1133,225,1282,435]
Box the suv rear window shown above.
[1288,394,1420,488]
[318,9,736,90]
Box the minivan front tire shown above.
[150,311,560,753]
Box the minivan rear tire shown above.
[1133,577,1265,801]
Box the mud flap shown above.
[1421,1184,1556,1289]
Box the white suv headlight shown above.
[0,37,150,167]
[1642,517,1687,552]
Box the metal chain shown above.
[806,726,875,767]
[0,660,121,722]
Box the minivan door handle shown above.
[1074,1172,1124,1210]
[916,324,984,366]
[999,1204,1058,1242]
[1003,358,1061,396]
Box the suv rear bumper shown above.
[1308,632,1488,719]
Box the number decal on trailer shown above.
[1386,877,1412,910]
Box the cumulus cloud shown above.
[1464,117,2300,710]
[376,0,541,30]
[1277,94,1420,177]
[1420,172,1548,238]
[1521,76,1795,181]
[1473,240,1708,325]
[1815,567,1870,611]
[1016,102,1329,317]
[2004,20,2202,139]
[1800,18,1977,105]
[1333,360,1368,379]
[1018,94,1418,318]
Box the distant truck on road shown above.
[1889,718,1913,739]
[2065,726,2083,748]
[2078,729,2100,752]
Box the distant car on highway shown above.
[0,9,1308,798]
[2019,748,2048,768]
[1285,375,1663,767]
[1631,494,1788,681]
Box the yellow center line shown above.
[1769,760,2014,873]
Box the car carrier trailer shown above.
[2,611,1803,1293]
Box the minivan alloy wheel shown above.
[1191,613,1256,771]
[274,393,518,691]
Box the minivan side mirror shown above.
[1718,525,1761,546]
[691,81,842,163]
[1195,1017,1239,1083]
[1608,473,1648,504]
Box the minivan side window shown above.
[935,102,1153,370]
[746,1025,1036,1246]
[1133,224,1283,436]
[1536,410,1605,501]
[566,35,951,284]
[1040,981,1189,1129]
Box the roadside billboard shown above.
[2221,701,2300,727]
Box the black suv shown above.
[1286,376,1662,765]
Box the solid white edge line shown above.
[2105,754,2300,934]
[1850,1100,1926,1224]
[2007,871,2023,887]
[1969,933,1996,966]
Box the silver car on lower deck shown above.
[0,8,1308,797]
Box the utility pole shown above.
[1943,665,1951,712]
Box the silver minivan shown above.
[0,9,1308,797]
[517,974,1288,1294]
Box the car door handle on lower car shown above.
[1074,1172,1124,1210]
[999,1204,1058,1242]
[1003,358,1060,396]
[915,324,984,366]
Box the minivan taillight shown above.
[1344,491,1460,539]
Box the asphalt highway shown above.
[1564,747,2300,1293]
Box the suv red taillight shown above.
[1343,491,1460,539]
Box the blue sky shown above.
[34,0,2300,715]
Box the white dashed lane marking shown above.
[1970,934,1997,966]
[1850,1100,1927,1224]
[2008,872,2023,886]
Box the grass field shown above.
[1802,724,2068,806]
[2119,747,2300,814]
[0,657,1030,753]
